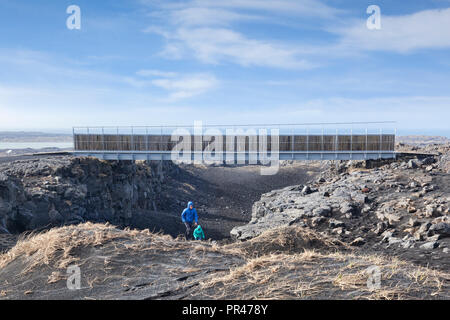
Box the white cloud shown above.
[151,73,219,100]
[146,2,450,68]
[168,7,259,27]
[336,8,450,53]
[171,0,341,19]
[167,27,315,69]
[144,25,317,69]
[143,0,336,69]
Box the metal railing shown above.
[72,122,397,161]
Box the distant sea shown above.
[0,142,73,150]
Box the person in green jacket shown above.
[193,225,205,241]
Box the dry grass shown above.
[0,223,125,273]
[0,223,195,273]
[0,223,237,275]
[226,225,347,258]
[197,249,449,300]
[199,250,327,299]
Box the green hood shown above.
[193,225,205,239]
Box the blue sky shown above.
[0,0,449,135]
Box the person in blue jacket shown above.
[181,201,198,240]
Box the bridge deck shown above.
[72,133,396,161]
[72,150,396,161]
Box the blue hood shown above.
[182,201,198,223]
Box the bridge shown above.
[72,122,396,162]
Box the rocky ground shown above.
[231,143,450,272]
[396,136,450,146]
[0,157,175,236]
[0,148,72,158]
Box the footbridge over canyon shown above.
[72,122,397,162]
